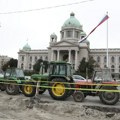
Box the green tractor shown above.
[22,61,74,100]
[0,69,6,91]
[1,68,25,95]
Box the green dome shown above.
[63,12,81,28]
[80,31,86,36]
[22,43,31,51]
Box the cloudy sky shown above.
[0,0,120,59]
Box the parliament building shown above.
[18,12,120,79]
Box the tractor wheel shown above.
[39,88,46,94]
[99,86,119,105]
[22,82,36,97]
[6,82,19,95]
[0,83,6,91]
[48,78,69,100]
[73,91,85,102]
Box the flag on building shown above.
[79,14,109,43]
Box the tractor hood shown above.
[31,73,49,81]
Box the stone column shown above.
[68,50,71,63]
[51,50,54,61]
[73,29,75,38]
[75,50,78,70]
[57,50,60,61]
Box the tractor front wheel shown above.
[6,82,19,95]
[48,78,69,100]
[39,88,46,94]
[99,86,119,105]
[22,82,36,97]
[73,91,85,102]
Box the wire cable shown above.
[0,0,94,14]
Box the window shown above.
[66,31,72,38]
[40,56,42,60]
[81,36,84,39]
[97,56,100,63]
[29,64,32,69]
[61,32,64,38]
[119,66,120,72]
[111,56,115,63]
[30,56,32,62]
[119,57,120,63]
[45,56,48,60]
[111,65,115,72]
[35,56,37,62]
[104,56,106,63]
[21,56,24,61]
[104,65,107,68]
[21,63,24,69]
[75,31,79,38]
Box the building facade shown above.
[18,12,120,79]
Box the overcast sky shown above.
[0,0,120,59]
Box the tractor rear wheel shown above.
[48,78,69,100]
[6,82,19,95]
[22,82,36,97]
[99,86,119,105]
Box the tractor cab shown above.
[92,68,114,83]
[49,61,72,78]
[4,68,25,80]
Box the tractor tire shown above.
[0,84,6,91]
[99,86,119,105]
[48,78,69,100]
[73,91,85,102]
[39,88,46,94]
[6,82,19,95]
[22,82,36,97]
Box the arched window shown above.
[21,63,24,69]
[111,65,115,72]
[29,64,32,69]
[119,66,120,72]
[61,32,64,38]
[75,31,79,38]
[97,56,100,63]
[104,56,106,63]
[45,56,48,60]
[66,30,72,38]
[40,56,42,60]
[21,56,24,61]
[119,57,120,63]
[111,56,115,63]
[30,56,32,62]
[104,65,107,68]
[35,56,37,62]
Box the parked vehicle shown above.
[72,75,85,82]
[1,68,25,95]
[73,68,119,105]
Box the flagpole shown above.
[106,12,109,68]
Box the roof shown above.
[22,43,31,51]
[62,12,81,28]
